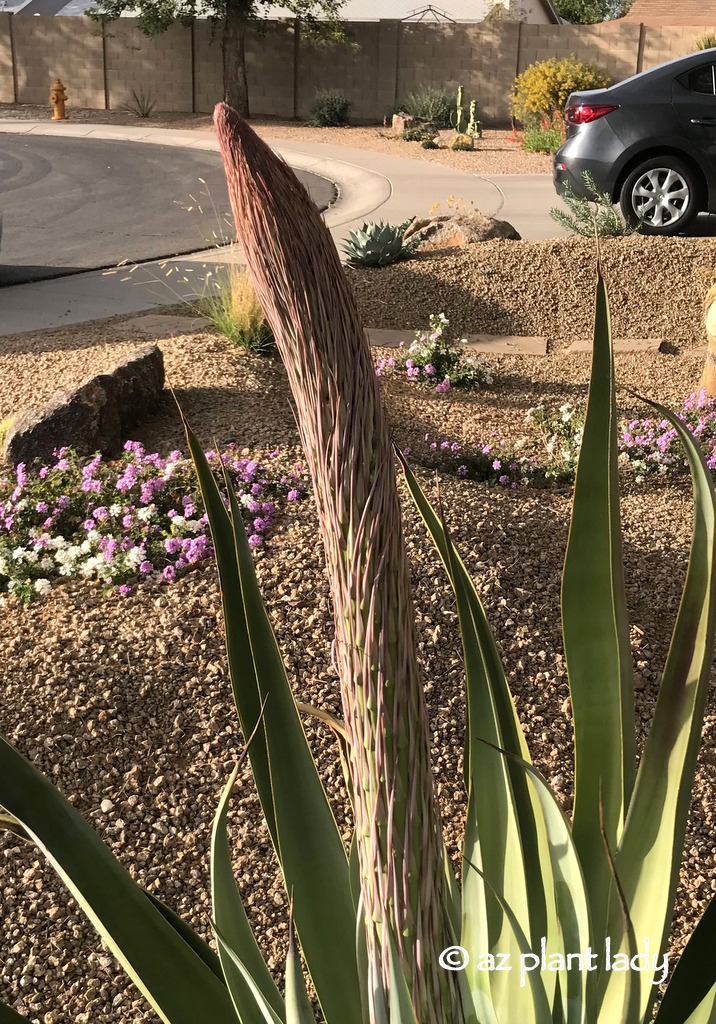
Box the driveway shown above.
[0,135,335,286]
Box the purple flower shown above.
[162,565,176,582]
[423,364,436,376]
[247,533,263,549]
[38,468,49,479]
[165,537,181,554]
[457,465,468,476]
[287,489,299,502]
[118,584,132,596]
[93,507,108,521]
[122,514,132,529]
[36,502,48,514]
[139,560,153,574]
[498,474,510,485]
[492,460,502,471]
[58,496,70,509]
[83,519,95,531]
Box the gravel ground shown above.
[0,256,714,1022]
[0,104,551,175]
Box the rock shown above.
[392,112,417,133]
[3,345,165,467]
[404,213,521,249]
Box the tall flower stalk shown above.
[212,103,456,1023]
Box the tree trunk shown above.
[222,3,250,118]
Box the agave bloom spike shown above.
[212,103,457,1024]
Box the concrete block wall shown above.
[0,16,712,124]
[245,21,295,118]
[641,25,706,71]
[105,21,192,111]
[0,13,14,104]
[518,21,642,83]
[397,21,521,125]
[296,21,381,121]
[11,16,104,106]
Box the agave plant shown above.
[341,218,422,267]
[0,107,715,1024]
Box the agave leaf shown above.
[286,913,315,1024]
[600,394,716,1022]
[561,270,634,944]
[464,857,553,1024]
[214,925,284,1024]
[655,895,716,1024]
[0,736,238,1024]
[143,889,224,983]
[211,766,285,1021]
[480,739,595,1024]
[397,454,553,1018]
[0,1001,34,1023]
[183,421,360,1024]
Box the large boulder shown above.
[404,212,521,249]
[3,345,165,467]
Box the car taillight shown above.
[565,104,619,125]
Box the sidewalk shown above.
[0,121,564,335]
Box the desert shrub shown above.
[522,110,566,153]
[694,29,716,49]
[551,170,634,236]
[400,126,434,143]
[510,55,610,125]
[119,88,156,118]
[399,85,453,127]
[198,267,276,354]
[307,89,351,127]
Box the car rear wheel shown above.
[619,156,700,236]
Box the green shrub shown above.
[522,110,566,153]
[510,55,610,125]
[399,84,453,127]
[420,138,439,149]
[197,266,276,354]
[307,89,351,127]
[551,170,634,237]
[400,126,434,143]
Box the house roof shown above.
[623,0,716,24]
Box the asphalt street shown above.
[0,135,336,286]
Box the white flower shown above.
[33,578,51,594]
[86,529,100,543]
[11,547,26,561]
[171,514,186,527]
[39,556,53,571]
[109,504,122,517]
[137,506,155,523]
[125,546,145,568]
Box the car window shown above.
[681,64,716,95]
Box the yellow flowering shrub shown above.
[510,55,611,125]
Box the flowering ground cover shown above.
[0,441,304,601]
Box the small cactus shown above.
[341,219,422,267]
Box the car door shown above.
[673,61,716,162]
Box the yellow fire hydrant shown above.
[49,79,67,121]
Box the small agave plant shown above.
[341,218,422,267]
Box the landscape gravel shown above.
[0,257,714,1022]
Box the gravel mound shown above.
[348,236,716,349]
[0,309,713,1022]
